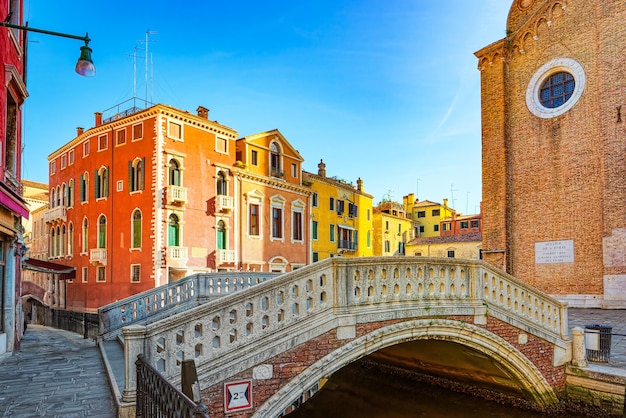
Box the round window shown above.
[539,72,575,108]
[526,58,586,118]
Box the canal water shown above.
[286,359,604,418]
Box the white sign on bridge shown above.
[535,240,574,264]
[224,379,253,413]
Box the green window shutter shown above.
[128,161,133,191]
[104,168,109,197]
[94,169,99,198]
[79,175,84,202]
[140,157,145,190]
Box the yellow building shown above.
[303,160,373,261]
[372,200,416,256]
[403,194,455,238]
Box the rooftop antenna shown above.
[128,46,144,109]
[138,30,157,104]
[450,183,457,209]
[416,178,421,200]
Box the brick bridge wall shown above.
[202,315,565,418]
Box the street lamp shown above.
[0,22,95,76]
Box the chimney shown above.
[94,112,103,127]
[197,106,209,119]
[443,198,449,208]
[317,159,326,177]
[357,177,363,192]
[76,127,84,136]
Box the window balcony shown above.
[90,248,107,265]
[217,249,235,264]
[216,195,234,212]
[44,206,67,223]
[166,185,187,205]
[166,246,188,268]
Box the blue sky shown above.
[21,1,510,214]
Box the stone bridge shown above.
[110,257,571,417]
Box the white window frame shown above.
[132,122,143,141]
[247,190,264,239]
[96,266,106,282]
[216,136,229,154]
[130,264,141,282]
[98,134,108,151]
[168,120,183,141]
[291,199,305,243]
[270,195,286,242]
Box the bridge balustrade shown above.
[98,272,280,340]
[121,257,568,405]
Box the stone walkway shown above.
[0,325,115,417]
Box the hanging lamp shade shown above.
[75,42,96,76]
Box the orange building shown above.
[233,129,310,272]
[47,104,239,310]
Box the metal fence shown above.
[34,306,99,339]
[136,355,209,418]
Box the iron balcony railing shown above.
[338,239,357,251]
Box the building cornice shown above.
[233,168,312,196]
[303,171,373,199]
[48,104,238,160]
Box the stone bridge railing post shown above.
[571,327,588,367]
[471,263,487,325]
[122,324,147,403]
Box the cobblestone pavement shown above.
[568,308,626,369]
[0,325,115,417]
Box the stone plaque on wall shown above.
[535,240,574,264]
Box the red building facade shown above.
[48,106,311,310]
[0,0,30,355]
[47,104,239,310]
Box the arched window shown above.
[61,184,67,206]
[216,171,227,195]
[50,188,56,208]
[132,210,142,248]
[95,167,109,199]
[61,225,66,256]
[82,218,88,253]
[56,186,61,207]
[50,228,56,257]
[217,220,226,250]
[56,226,61,257]
[68,179,74,208]
[80,173,89,202]
[270,142,281,177]
[129,158,145,192]
[168,214,180,246]
[98,215,106,248]
[169,159,181,186]
[68,223,74,255]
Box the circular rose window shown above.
[526,58,586,118]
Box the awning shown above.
[0,187,29,219]
[338,224,356,231]
[22,258,76,280]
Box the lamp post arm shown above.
[0,22,90,43]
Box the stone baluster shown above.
[122,324,147,402]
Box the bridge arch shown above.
[254,318,558,417]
